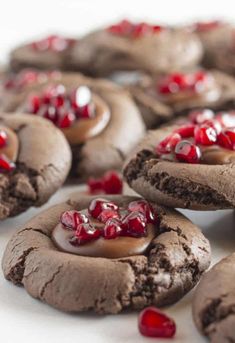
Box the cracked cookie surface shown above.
[193,253,235,342]
[2,194,211,314]
[0,113,71,219]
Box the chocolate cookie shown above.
[2,194,210,314]
[193,253,235,342]
[0,70,145,178]
[68,19,203,77]
[128,69,235,128]
[124,109,235,210]
[10,35,77,72]
[0,113,71,219]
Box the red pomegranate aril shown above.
[216,111,235,128]
[0,154,15,172]
[195,20,222,32]
[58,111,76,128]
[128,200,157,224]
[203,119,222,134]
[194,125,217,145]
[103,219,123,239]
[60,210,89,230]
[74,223,101,245]
[102,171,123,194]
[175,140,201,164]
[122,211,147,237]
[0,130,8,148]
[158,73,189,95]
[156,133,181,155]
[87,178,104,194]
[88,198,119,219]
[132,23,151,37]
[76,103,94,119]
[42,106,58,123]
[138,307,176,338]
[174,124,195,138]
[217,128,235,150]
[189,109,214,124]
[28,95,41,113]
[98,209,120,223]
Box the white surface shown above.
[1,1,235,342]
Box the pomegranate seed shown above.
[102,171,123,194]
[76,104,94,119]
[72,86,91,108]
[156,133,181,155]
[128,200,157,224]
[216,111,235,128]
[31,35,73,52]
[87,178,104,194]
[88,198,119,219]
[195,20,223,32]
[60,210,89,230]
[217,128,235,150]
[174,124,195,138]
[73,223,101,245]
[58,111,76,128]
[194,125,217,145]
[0,154,15,172]
[189,109,214,124]
[203,119,222,134]
[0,130,8,148]
[132,23,151,37]
[27,95,41,113]
[42,106,58,123]
[122,211,147,237]
[103,219,123,239]
[175,140,201,164]
[138,307,176,338]
[98,209,120,223]
[158,73,190,95]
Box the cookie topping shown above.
[25,84,110,145]
[194,20,224,32]
[0,154,15,172]
[156,110,235,164]
[31,35,75,52]
[138,307,176,338]
[52,198,158,258]
[87,171,123,195]
[107,19,164,38]
[0,127,19,173]
[0,130,8,148]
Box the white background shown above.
[1,1,235,342]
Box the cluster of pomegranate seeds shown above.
[87,171,123,195]
[107,19,163,38]
[3,69,60,91]
[0,130,15,173]
[138,307,176,338]
[26,85,94,128]
[156,109,235,164]
[157,71,210,95]
[61,198,158,245]
[31,35,75,52]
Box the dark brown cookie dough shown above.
[193,253,235,342]
[123,123,235,210]
[68,21,203,77]
[2,194,210,314]
[0,71,145,178]
[128,69,235,128]
[10,35,77,72]
[0,113,71,219]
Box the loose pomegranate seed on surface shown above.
[87,178,104,194]
[128,200,157,224]
[87,171,123,195]
[122,211,147,237]
[194,125,217,145]
[156,133,181,155]
[138,306,176,338]
[0,130,8,148]
[60,210,89,230]
[103,219,123,239]
[0,154,15,172]
[73,223,101,245]
[88,198,119,219]
[175,140,201,164]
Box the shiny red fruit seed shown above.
[102,171,123,194]
[58,111,76,128]
[87,178,104,194]
[0,130,8,148]
[60,210,89,230]
[175,140,201,164]
[0,154,15,172]
[128,200,157,224]
[194,125,217,145]
[122,211,147,237]
[174,124,195,138]
[156,133,181,155]
[138,307,176,338]
[103,219,122,239]
[158,73,190,95]
[98,209,120,223]
[88,198,119,219]
[73,223,101,245]
[217,128,235,150]
[189,109,214,124]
